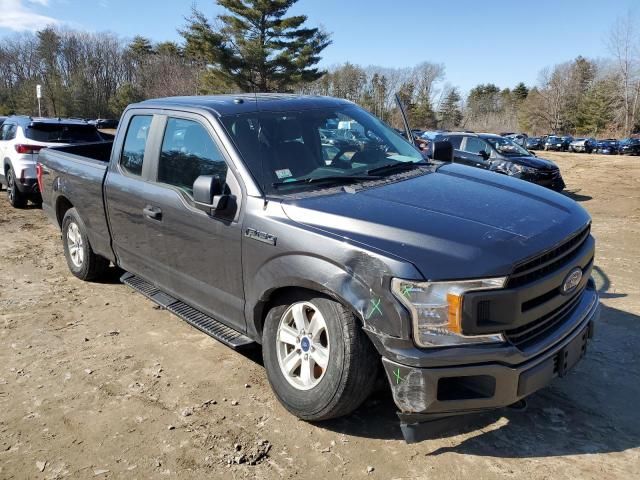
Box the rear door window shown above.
[24,124,102,143]
[121,115,152,176]
[157,118,228,196]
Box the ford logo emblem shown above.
[561,267,583,295]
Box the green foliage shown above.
[574,78,619,135]
[181,0,331,92]
[438,88,462,129]
[109,83,144,115]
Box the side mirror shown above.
[193,175,235,216]
[431,140,454,162]
[478,150,490,160]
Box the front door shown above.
[136,114,246,332]
[458,136,492,169]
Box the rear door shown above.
[104,110,164,281]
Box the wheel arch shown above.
[246,253,412,343]
[55,195,74,229]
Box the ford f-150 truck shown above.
[38,94,599,441]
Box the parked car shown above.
[38,94,598,439]
[544,135,572,151]
[437,131,566,191]
[618,138,640,155]
[569,137,596,153]
[0,116,103,207]
[525,137,545,150]
[594,139,619,155]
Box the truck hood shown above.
[281,163,590,280]
[504,155,558,170]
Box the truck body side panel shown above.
[38,147,114,262]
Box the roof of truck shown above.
[136,94,353,116]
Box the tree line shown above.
[0,0,638,137]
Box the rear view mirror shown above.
[431,140,453,162]
[193,175,236,216]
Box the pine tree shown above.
[438,88,462,129]
[181,0,331,92]
[512,82,529,101]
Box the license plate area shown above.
[556,324,590,377]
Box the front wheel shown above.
[62,208,109,281]
[262,291,378,421]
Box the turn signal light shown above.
[447,291,463,333]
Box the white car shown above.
[0,116,103,207]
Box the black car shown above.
[594,139,619,154]
[526,136,544,150]
[618,138,640,155]
[437,132,566,191]
[544,135,572,151]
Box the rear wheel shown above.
[62,208,109,281]
[6,167,26,208]
[262,291,378,421]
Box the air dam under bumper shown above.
[381,285,599,425]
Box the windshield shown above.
[547,136,561,143]
[25,124,102,143]
[221,105,424,194]
[484,136,531,156]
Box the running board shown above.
[120,272,254,349]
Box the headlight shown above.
[391,277,507,348]
[493,161,537,176]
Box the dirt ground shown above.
[1,151,639,479]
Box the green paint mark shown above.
[366,298,382,319]
[401,284,412,299]
[393,368,405,385]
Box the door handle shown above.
[143,205,162,221]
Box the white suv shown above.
[0,116,103,207]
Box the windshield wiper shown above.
[365,160,429,176]
[272,174,381,189]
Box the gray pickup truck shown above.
[38,94,599,440]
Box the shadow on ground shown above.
[563,189,592,202]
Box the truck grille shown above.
[507,225,591,288]
[505,286,585,348]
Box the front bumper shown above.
[380,282,599,419]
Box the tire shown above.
[6,167,27,208]
[61,207,109,281]
[262,291,378,421]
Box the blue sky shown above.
[0,0,637,93]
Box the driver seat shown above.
[271,119,319,179]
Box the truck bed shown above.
[39,141,115,262]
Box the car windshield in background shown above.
[220,105,424,194]
[25,124,102,143]
[485,136,531,156]
[547,136,562,143]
